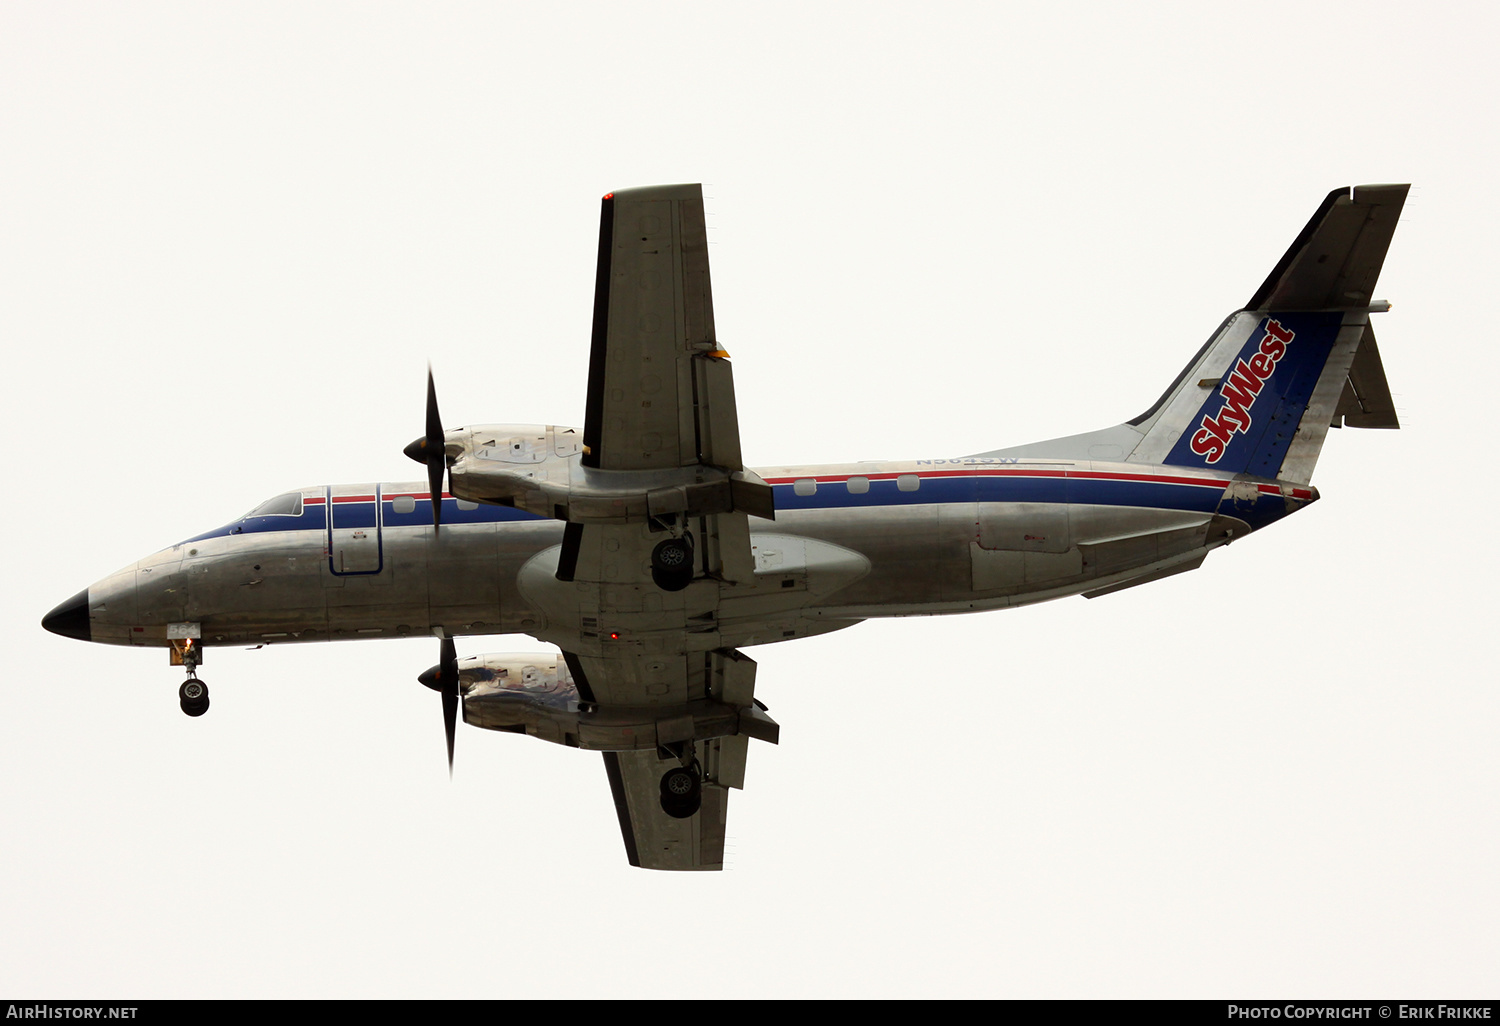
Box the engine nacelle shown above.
[453,652,779,751]
[457,423,584,464]
[445,423,775,525]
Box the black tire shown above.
[660,791,700,819]
[650,536,694,592]
[659,765,702,816]
[179,679,209,717]
[651,566,693,592]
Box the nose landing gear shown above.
[170,628,209,717]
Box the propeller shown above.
[402,366,448,532]
[417,635,460,775]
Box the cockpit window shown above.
[245,492,303,518]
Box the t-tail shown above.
[977,185,1407,486]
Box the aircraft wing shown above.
[566,646,778,872]
[559,185,777,869]
[582,183,744,473]
[559,184,770,582]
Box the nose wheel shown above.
[179,678,210,717]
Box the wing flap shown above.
[695,352,743,469]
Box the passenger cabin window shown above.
[846,476,870,495]
[456,499,479,511]
[793,479,817,496]
[245,492,303,518]
[897,475,920,492]
[392,496,417,514]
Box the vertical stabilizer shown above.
[971,185,1407,484]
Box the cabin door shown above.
[327,485,384,575]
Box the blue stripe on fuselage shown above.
[182,497,544,544]
[380,498,541,529]
[180,473,1229,546]
[770,474,1224,514]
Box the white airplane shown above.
[42,184,1406,870]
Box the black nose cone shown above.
[42,590,91,642]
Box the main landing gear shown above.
[658,747,703,819]
[651,533,694,593]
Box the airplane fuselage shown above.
[75,454,1315,654]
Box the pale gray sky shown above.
[3,0,1497,998]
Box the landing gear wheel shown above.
[659,765,702,819]
[652,537,692,570]
[179,678,209,717]
[651,537,694,593]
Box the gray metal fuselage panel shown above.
[87,457,1294,652]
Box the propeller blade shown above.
[440,636,458,776]
[425,367,446,531]
[402,367,449,532]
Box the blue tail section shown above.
[1163,311,1343,477]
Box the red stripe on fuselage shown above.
[761,469,1231,489]
[326,493,456,503]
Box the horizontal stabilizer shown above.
[1247,185,1408,312]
